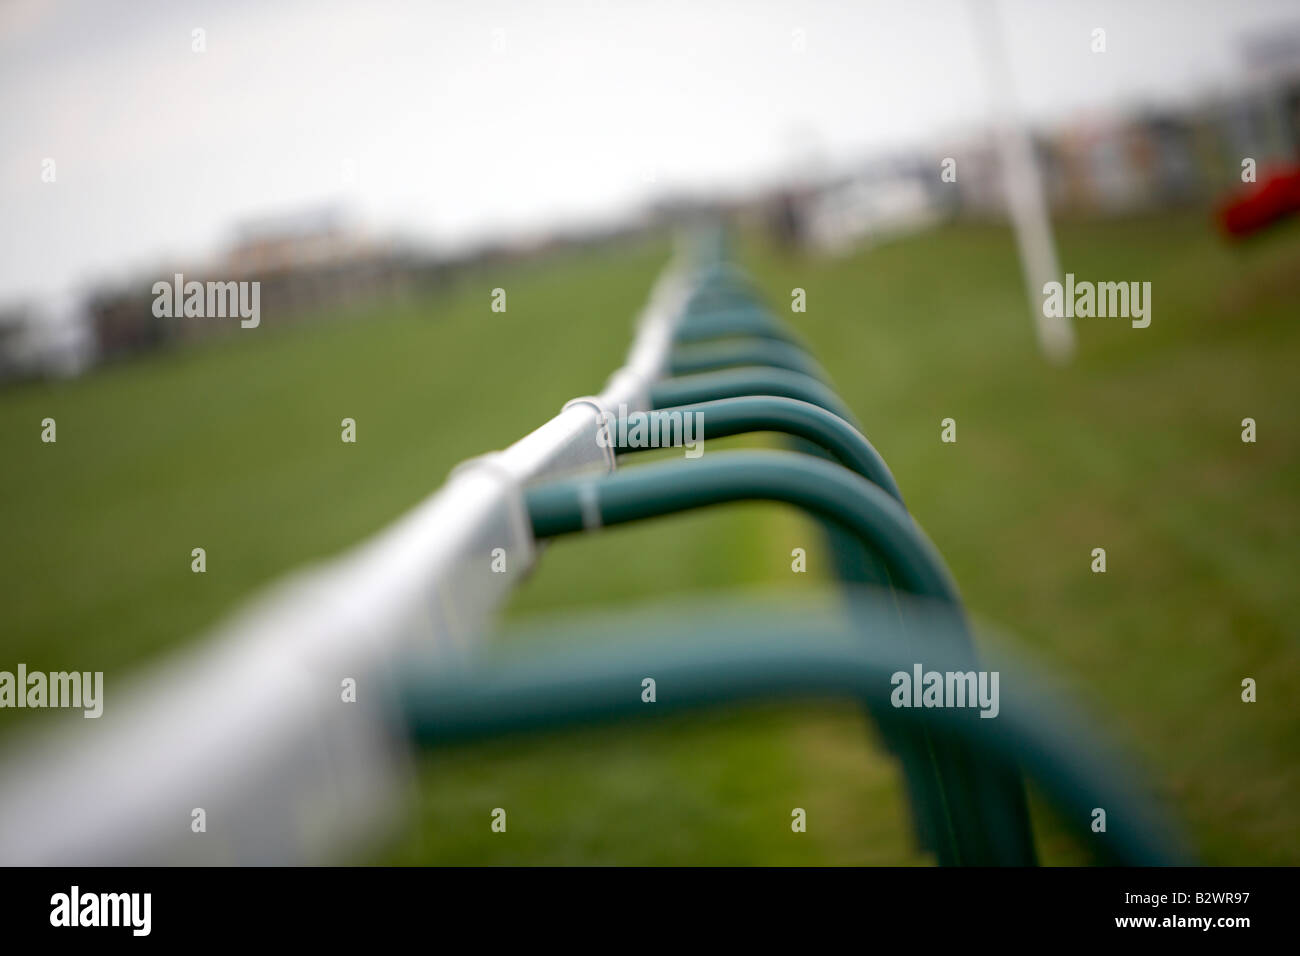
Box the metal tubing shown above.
[527,451,950,599]
[524,451,1038,864]
[398,595,1188,866]
[673,308,804,347]
[650,367,859,428]
[613,396,904,506]
[662,280,992,859]
[669,338,831,381]
[660,290,975,855]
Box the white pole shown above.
[969,0,1075,363]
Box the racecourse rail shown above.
[0,232,1188,865]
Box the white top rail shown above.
[0,254,694,864]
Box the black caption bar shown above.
[0,865,1286,942]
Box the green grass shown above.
[1,212,1296,865]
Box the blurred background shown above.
[1,0,1297,864]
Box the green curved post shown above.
[528,451,952,601]
[673,308,805,347]
[669,338,831,381]
[398,593,1189,866]
[650,367,859,428]
[525,451,1038,865]
[614,396,904,506]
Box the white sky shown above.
[1,0,1297,304]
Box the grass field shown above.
[1,210,1296,864]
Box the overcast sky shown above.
[2,0,1297,304]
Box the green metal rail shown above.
[669,338,832,380]
[393,246,1188,866]
[650,366,859,427]
[671,307,805,347]
[659,273,1030,863]
[398,592,1189,866]
[527,453,944,596]
[524,451,1037,865]
[611,396,902,504]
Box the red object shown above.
[1216,163,1300,238]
